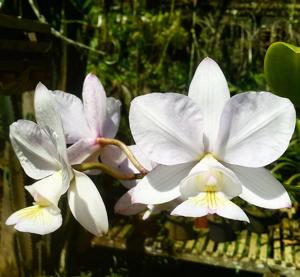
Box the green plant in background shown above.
[264,42,300,107]
[264,41,300,201]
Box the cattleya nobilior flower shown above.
[129,57,296,222]
[51,73,121,166]
[6,83,108,236]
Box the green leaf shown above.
[264,42,300,107]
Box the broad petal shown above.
[129,93,204,165]
[51,90,92,144]
[82,74,107,137]
[188,58,230,151]
[180,155,242,199]
[10,120,59,179]
[102,97,121,138]
[131,162,195,205]
[225,164,291,209]
[114,190,146,215]
[171,192,249,222]
[171,197,208,217]
[101,145,157,188]
[6,205,62,235]
[215,92,296,167]
[25,172,66,206]
[68,171,108,236]
[67,138,100,165]
[34,83,66,150]
[215,192,249,222]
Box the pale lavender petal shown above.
[102,97,121,138]
[67,138,100,165]
[51,90,93,144]
[10,120,59,179]
[82,74,107,137]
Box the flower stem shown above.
[96,137,149,174]
[73,162,144,180]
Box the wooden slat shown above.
[213,242,225,257]
[248,233,258,260]
[226,241,236,257]
[282,219,294,266]
[273,225,282,264]
[192,236,207,255]
[93,218,300,275]
[259,233,269,263]
[236,230,248,259]
[205,240,215,255]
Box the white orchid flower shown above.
[129,57,296,222]
[51,74,121,166]
[6,83,108,236]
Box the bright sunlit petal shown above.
[129,93,204,165]
[215,92,296,167]
[215,192,249,222]
[82,74,107,137]
[131,162,195,205]
[51,90,93,143]
[9,120,60,179]
[67,138,100,165]
[6,205,62,235]
[34,83,66,150]
[225,163,291,209]
[171,191,249,222]
[180,155,242,199]
[102,97,121,138]
[68,170,108,236]
[188,57,230,151]
[25,172,65,207]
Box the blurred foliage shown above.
[61,0,300,142]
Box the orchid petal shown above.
[114,189,146,215]
[67,138,100,165]
[9,120,60,179]
[225,163,291,209]
[215,92,295,167]
[6,205,62,235]
[82,74,106,137]
[102,97,121,138]
[171,197,208,217]
[129,93,204,165]
[188,57,230,151]
[25,171,66,206]
[68,170,108,236]
[180,155,242,199]
[51,90,92,143]
[131,162,195,205]
[171,192,249,222]
[34,83,66,150]
[215,192,249,222]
